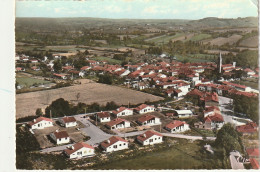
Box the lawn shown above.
[92,139,220,170]
[16,77,51,87]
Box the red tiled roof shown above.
[62,66,74,70]
[28,117,53,126]
[80,66,91,70]
[249,159,259,169]
[101,136,127,148]
[222,81,247,89]
[64,142,94,155]
[187,89,204,97]
[236,122,258,133]
[135,104,154,111]
[137,130,162,142]
[204,113,224,122]
[62,116,76,123]
[113,107,132,115]
[246,148,259,157]
[137,114,157,123]
[204,106,220,113]
[204,92,219,102]
[165,120,188,129]
[52,131,69,139]
[97,112,110,118]
[106,118,129,127]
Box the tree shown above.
[35,108,43,116]
[215,123,243,154]
[53,60,62,72]
[105,101,118,110]
[45,98,72,118]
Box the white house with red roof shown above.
[204,113,224,130]
[50,130,70,145]
[64,142,95,159]
[135,104,155,114]
[137,114,161,126]
[165,120,190,133]
[100,136,128,152]
[105,118,131,130]
[136,130,163,146]
[204,106,220,117]
[28,117,53,130]
[96,112,111,123]
[112,107,133,117]
[236,122,258,135]
[244,68,256,77]
[58,116,77,128]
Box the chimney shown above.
[33,119,36,122]
[71,146,74,150]
[143,134,146,138]
[107,140,110,144]
[55,129,59,132]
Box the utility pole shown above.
[50,109,52,119]
[160,123,162,132]
[96,114,97,126]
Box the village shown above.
[15,49,259,169]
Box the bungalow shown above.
[135,104,155,114]
[53,73,67,80]
[202,92,219,107]
[50,130,70,145]
[100,136,128,153]
[174,110,193,118]
[165,120,190,133]
[96,112,111,123]
[137,114,161,126]
[15,67,25,72]
[105,118,131,130]
[236,122,258,135]
[112,107,133,117]
[204,106,220,117]
[28,117,53,130]
[204,113,224,130]
[244,68,255,77]
[136,130,163,146]
[59,116,77,128]
[64,142,95,159]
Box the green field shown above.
[147,33,185,44]
[189,34,212,41]
[93,56,122,64]
[92,139,221,170]
[16,77,50,87]
[176,54,216,63]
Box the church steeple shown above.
[217,52,222,73]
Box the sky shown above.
[16,0,258,19]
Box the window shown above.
[149,139,153,142]
[59,138,61,141]
[155,138,157,140]
[158,137,161,139]
[119,144,122,146]
[113,145,117,149]
[123,143,126,145]
[77,151,82,155]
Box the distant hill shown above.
[15,17,258,32]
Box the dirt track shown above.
[16,79,163,119]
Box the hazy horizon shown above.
[16,0,258,20]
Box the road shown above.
[229,151,245,169]
[161,133,215,141]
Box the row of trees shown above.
[43,98,119,118]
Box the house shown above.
[236,122,258,135]
[202,92,219,107]
[96,112,111,123]
[100,136,128,152]
[174,110,193,118]
[105,118,131,130]
[64,142,95,159]
[28,117,53,129]
[204,106,220,117]
[137,114,161,126]
[112,107,133,117]
[59,116,77,128]
[165,120,190,133]
[53,73,67,80]
[135,104,155,114]
[136,130,163,146]
[204,113,224,130]
[50,130,70,145]
[246,148,259,159]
